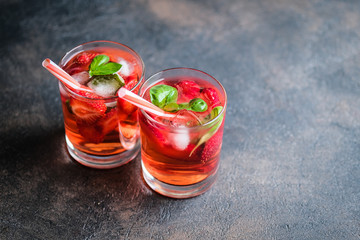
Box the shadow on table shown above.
[1,127,199,239]
[0,126,176,202]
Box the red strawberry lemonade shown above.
[59,41,144,168]
[139,68,227,198]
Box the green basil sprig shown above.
[89,55,122,77]
[150,85,178,108]
[150,84,208,113]
[163,98,208,112]
[188,98,208,112]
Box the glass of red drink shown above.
[139,68,227,198]
[59,41,144,168]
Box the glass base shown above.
[141,161,218,199]
[65,135,139,169]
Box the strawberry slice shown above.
[124,76,138,90]
[148,126,167,147]
[117,96,137,115]
[97,108,118,135]
[139,113,167,146]
[70,92,107,125]
[75,105,116,143]
[77,123,104,144]
[72,89,103,99]
[201,128,224,161]
[116,76,139,115]
[75,52,98,65]
[66,65,83,76]
[202,88,221,107]
[166,143,203,161]
[175,80,200,99]
[186,143,203,158]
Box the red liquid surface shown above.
[140,77,225,185]
[60,47,142,156]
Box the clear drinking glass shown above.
[58,41,144,169]
[139,68,227,198]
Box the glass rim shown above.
[59,40,145,100]
[139,67,227,130]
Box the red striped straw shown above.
[43,58,177,118]
[118,87,177,118]
[42,58,93,92]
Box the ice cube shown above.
[116,58,133,77]
[87,74,124,98]
[71,71,90,85]
[168,130,190,150]
[170,110,202,127]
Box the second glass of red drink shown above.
[138,68,227,198]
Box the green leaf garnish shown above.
[90,62,122,76]
[164,103,179,112]
[150,84,178,108]
[163,99,208,113]
[89,55,122,77]
[149,84,209,113]
[90,55,109,70]
[178,103,189,110]
[210,106,223,119]
[190,106,224,156]
[189,98,208,112]
[149,84,208,113]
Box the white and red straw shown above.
[42,58,92,92]
[42,58,177,118]
[118,88,177,118]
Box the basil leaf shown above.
[190,106,224,156]
[210,106,223,118]
[150,85,178,108]
[90,62,122,76]
[90,55,109,72]
[189,98,208,112]
[164,103,179,112]
[178,103,189,110]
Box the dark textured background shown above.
[1,0,359,239]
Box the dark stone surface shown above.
[1,0,359,239]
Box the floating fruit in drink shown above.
[138,68,227,198]
[56,41,144,168]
